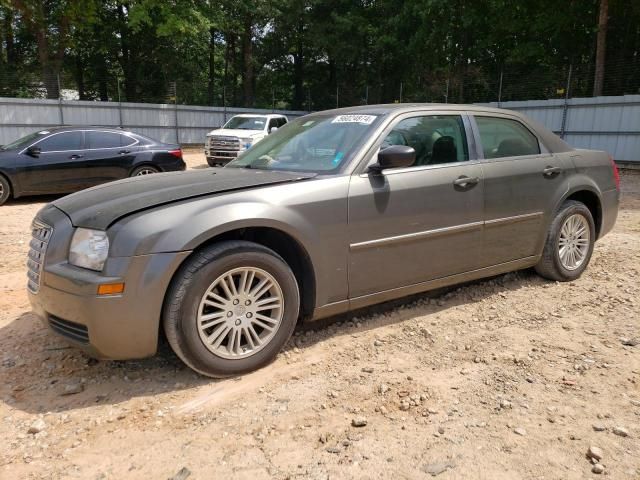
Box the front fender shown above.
[107,176,351,307]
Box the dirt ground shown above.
[1,150,638,479]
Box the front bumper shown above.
[28,205,191,359]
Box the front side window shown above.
[37,131,84,152]
[86,131,130,149]
[476,116,540,159]
[224,116,267,130]
[382,115,469,166]
[226,113,383,173]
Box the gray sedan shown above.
[28,104,620,377]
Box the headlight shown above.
[69,228,109,271]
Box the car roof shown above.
[307,103,527,118]
[232,114,286,119]
[35,126,134,135]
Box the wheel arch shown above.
[559,187,603,238]
[162,225,317,324]
[129,162,162,176]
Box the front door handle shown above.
[453,176,479,189]
[543,166,562,177]
[118,150,130,154]
[69,154,84,160]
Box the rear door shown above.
[471,114,570,266]
[18,131,86,193]
[81,130,139,186]
[348,113,484,298]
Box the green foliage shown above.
[0,0,638,107]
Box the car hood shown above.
[206,128,264,138]
[53,168,315,230]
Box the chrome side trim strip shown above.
[350,221,484,251]
[484,211,543,227]
[350,212,544,251]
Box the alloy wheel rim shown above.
[197,267,284,359]
[558,213,590,271]
[0,182,4,198]
[135,168,156,176]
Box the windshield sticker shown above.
[332,114,377,125]
[333,151,344,165]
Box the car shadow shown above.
[0,269,540,415]
[4,194,64,206]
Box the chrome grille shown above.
[27,221,52,294]
[209,136,241,152]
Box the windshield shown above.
[0,130,50,151]
[226,113,382,173]
[223,116,268,130]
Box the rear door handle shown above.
[453,176,479,188]
[543,166,562,177]
[69,154,83,160]
[118,150,130,154]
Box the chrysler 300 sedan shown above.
[0,126,185,205]
[28,104,619,377]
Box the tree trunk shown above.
[117,4,136,102]
[241,19,254,107]
[593,0,609,97]
[292,21,304,110]
[75,56,86,100]
[207,27,216,105]
[3,10,16,66]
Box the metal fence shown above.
[480,94,640,164]
[0,97,307,145]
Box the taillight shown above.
[169,149,182,159]
[610,155,620,190]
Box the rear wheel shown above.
[535,200,595,281]
[130,165,159,176]
[0,175,11,206]
[163,241,300,378]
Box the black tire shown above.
[0,175,10,206]
[163,240,300,378]
[535,200,596,282]
[130,165,159,176]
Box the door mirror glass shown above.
[269,126,278,134]
[370,145,416,173]
[26,146,41,157]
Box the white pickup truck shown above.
[204,114,288,166]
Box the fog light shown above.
[97,283,125,295]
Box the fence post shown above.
[223,85,227,124]
[399,82,403,103]
[497,70,504,107]
[57,74,64,125]
[444,78,449,103]
[171,81,179,144]
[560,64,572,139]
[117,78,123,128]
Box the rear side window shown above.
[383,115,469,166]
[37,131,83,152]
[277,117,287,127]
[476,116,540,159]
[86,131,133,149]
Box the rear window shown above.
[86,131,133,149]
[476,116,540,159]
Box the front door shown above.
[18,130,86,194]
[471,114,571,266]
[348,113,484,299]
[80,130,138,187]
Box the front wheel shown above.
[535,200,596,281]
[0,175,10,206]
[163,241,300,378]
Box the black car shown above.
[0,126,186,205]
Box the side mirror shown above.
[26,146,41,157]
[369,145,415,173]
[269,126,278,134]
